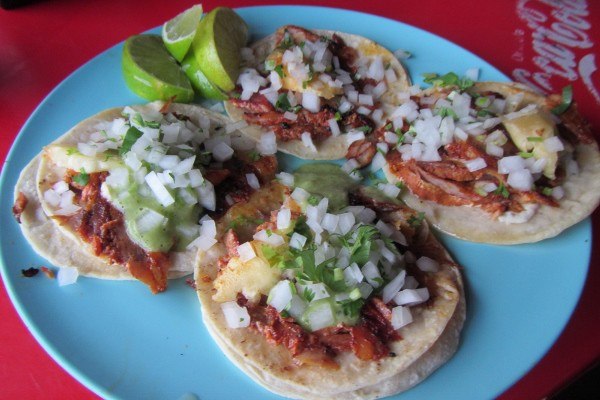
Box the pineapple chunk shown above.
[44,145,123,172]
[213,250,281,303]
[503,111,559,179]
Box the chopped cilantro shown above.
[73,168,90,186]
[423,71,474,90]
[493,182,510,198]
[65,147,80,156]
[341,225,379,265]
[357,125,372,133]
[264,59,276,71]
[335,111,342,121]
[119,126,143,156]
[278,33,294,50]
[274,64,285,78]
[408,212,425,227]
[542,187,553,196]
[438,107,458,119]
[248,150,261,161]
[477,109,492,117]
[227,215,265,231]
[275,93,292,111]
[340,298,365,318]
[551,85,573,115]
[307,195,320,206]
[132,113,160,128]
[384,122,393,131]
[527,136,544,142]
[519,151,534,158]
[303,287,315,302]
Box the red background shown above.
[1,0,599,399]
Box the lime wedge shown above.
[192,7,248,92]
[162,4,203,62]
[122,34,194,103]
[181,52,227,100]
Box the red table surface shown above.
[1,0,599,399]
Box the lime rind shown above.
[181,52,227,100]
[162,4,204,62]
[123,35,194,103]
[192,7,248,92]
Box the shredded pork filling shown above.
[377,88,588,218]
[230,25,381,143]
[58,171,171,294]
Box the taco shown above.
[13,101,277,293]
[194,163,465,399]
[224,25,411,161]
[377,80,600,244]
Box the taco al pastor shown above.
[224,25,411,161]
[194,163,464,399]
[14,101,276,292]
[378,80,600,244]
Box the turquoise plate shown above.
[0,6,590,400]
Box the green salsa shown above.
[293,163,402,210]
[110,180,201,252]
[293,163,358,211]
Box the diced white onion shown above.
[52,181,69,194]
[507,169,534,191]
[382,269,406,304]
[321,213,339,233]
[465,157,487,172]
[57,266,79,286]
[44,188,61,207]
[221,301,251,328]
[291,187,310,203]
[391,306,413,329]
[246,173,260,190]
[344,263,364,286]
[187,235,217,251]
[328,119,341,137]
[337,212,356,235]
[289,232,307,250]
[277,208,291,230]
[305,301,334,331]
[188,169,204,187]
[136,208,167,233]
[253,230,284,247]
[145,171,175,207]
[361,261,382,288]
[283,111,298,121]
[275,172,295,187]
[357,208,377,224]
[301,132,317,152]
[370,152,386,172]
[197,180,216,211]
[416,256,439,272]
[544,136,564,152]
[498,156,526,174]
[267,280,293,312]
[257,131,277,155]
[394,287,430,306]
[345,130,365,145]
[212,142,234,162]
[302,92,321,113]
[237,242,256,262]
[377,183,401,198]
[552,186,565,200]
